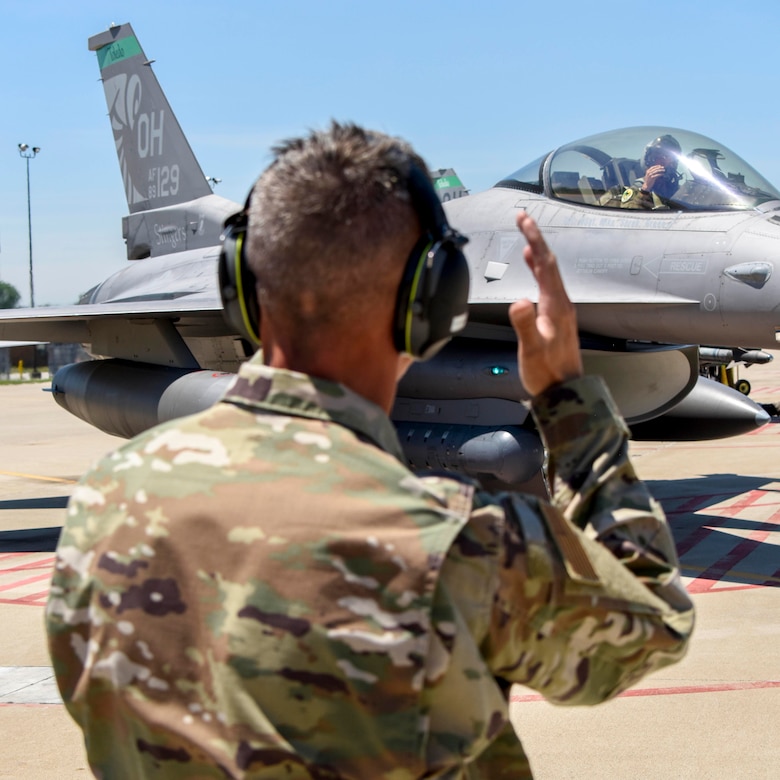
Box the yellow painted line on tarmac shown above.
[0,471,75,484]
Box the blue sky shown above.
[1,0,779,305]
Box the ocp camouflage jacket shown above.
[47,356,694,779]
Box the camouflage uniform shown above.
[46,354,694,779]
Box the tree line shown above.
[0,282,21,309]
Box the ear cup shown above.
[218,209,261,346]
[392,166,470,360]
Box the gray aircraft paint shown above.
[0,23,771,490]
[88,25,235,260]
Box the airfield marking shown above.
[1,491,778,606]
[0,470,75,484]
[678,563,780,590]
[658,486,780,593]
[0,553,54,607]
[686,524,775,594]
[509,680,780,704]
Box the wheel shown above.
[735,378,751,396]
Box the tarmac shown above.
[0,366,778,779]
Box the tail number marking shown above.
[138,110,164,159]
[148,165,180,199]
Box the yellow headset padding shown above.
[403,240,433,354]
[234,232,260,345]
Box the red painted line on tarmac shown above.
[687,525,773,594]
[680,562,780,589]
[24,591,50,606]
[0,589,49,606]
[671,494,720,514]
[0,554,53,606]
[656,438,780,450]
[509,680,780,703]
[670,493,763,558]
[663,488,764,521]
[0,570,52,593]
[0,557,55,574]
[691,583,767,594]
[0,553,55,563]
[0,554,54,571]
[0,596,48,606]
[674,516,728,558]
[713,489,768,514]
[679,502,780,593]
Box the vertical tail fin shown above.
[88,23,237,260]
[431,168,469,203]
[88,23,212,213]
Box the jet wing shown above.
[0,299,225,340]
[0,299,229,368]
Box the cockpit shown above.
[496,126,780,212]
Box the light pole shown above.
[18,143,40,308]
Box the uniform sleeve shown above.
[478,376,694,705]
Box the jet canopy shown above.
[498,126,780,212]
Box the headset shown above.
[218,163,470,361]
[219,202,258,346]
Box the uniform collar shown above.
[221,353,405,460]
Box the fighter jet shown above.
[402,126,780,458]
[0,22,772,490]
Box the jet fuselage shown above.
[447,187,780,349]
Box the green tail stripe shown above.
[434,176,463,190]
[96,35,143,70]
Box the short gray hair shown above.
[246,121,429,341]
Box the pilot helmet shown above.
[644,134,682,170]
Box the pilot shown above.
[46,122,694,779]
[621,134,682,209]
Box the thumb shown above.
[509,299,539,348]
